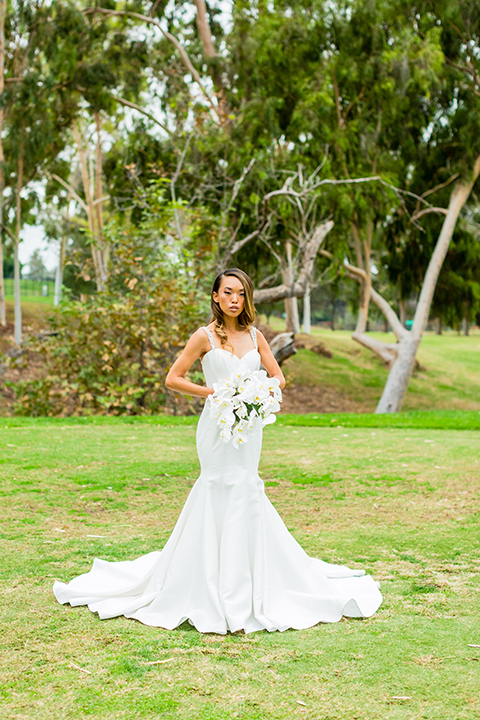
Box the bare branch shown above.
[352,331,397,364]
[254,220,334,303]
[410,206,448,223]
[320,248,408,341]
[48,173,88,215]
[110,95,172,135]
[421,173,460,199]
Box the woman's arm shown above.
[256,330,286,389]
[165,329,214,398]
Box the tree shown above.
[26,249,48,281]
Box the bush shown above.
[8,193,212,416]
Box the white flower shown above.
[232,418,249,449]
[219,425,233,442]
[208,368,282,448]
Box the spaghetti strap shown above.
[202,326,216,351]
[249,326,258,351]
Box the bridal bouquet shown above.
[206,368,282,448]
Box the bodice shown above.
[201,347,261,386]
[200,326,261,387]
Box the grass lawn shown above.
[1,418,479,719]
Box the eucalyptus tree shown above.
[0,0,74,343]
[332,0,480,412]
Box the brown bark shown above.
[192,0,215,58]
[351,218,373,338]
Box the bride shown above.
[53,267,382,633]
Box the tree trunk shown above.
[351,220,372,337]
[54,232,67,307]
[303,281,311,333]
[399,299,406,327]
[462,317,469,336]
[94,111,108,286]
[283,240,300,333]
[14,148,24,345]
[436,317,442,335]
[284,296,300,333]
[375,158,480,413]
[254,221,334,304]
[72,119,104,291]
[0,0,6,328]
[376,337,420,413]
[192,0,215,58]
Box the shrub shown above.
[8,192,212,416]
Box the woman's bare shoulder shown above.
[254,327,268,344]
[186,327,210,347]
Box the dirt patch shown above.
[279,384,371,414]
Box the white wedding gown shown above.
[53,326,382,633]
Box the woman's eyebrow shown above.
[224,286,244,291]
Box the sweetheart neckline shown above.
[201,347,259,364]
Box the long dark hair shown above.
[210,268,256,353]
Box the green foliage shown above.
[8,192,210,416]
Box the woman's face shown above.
[212,275,246,320]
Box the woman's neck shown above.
[220,316,241,334]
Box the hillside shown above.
[274,321,480,414]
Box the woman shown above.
[53,268,382,633]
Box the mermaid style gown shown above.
[53,326,382,633]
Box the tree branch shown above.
[48,173,88,215]
[351,332,397,364]
[320,248,408,342]
[192,0,216,58]
[410,206,448,223]
[253,220,334,303]
[109,94,172,135]
[84,7,222,123]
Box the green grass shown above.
[1,419,479,719]
[3,278,56,305]
[269,322,480,413]
[2,409,479,430]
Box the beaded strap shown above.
[202,326,216,351]
[249,326,258,350]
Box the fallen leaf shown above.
[391,696,412,700]
[296,700,307,706]
[467,644,480,648]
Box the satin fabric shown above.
[53,327,382,633]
